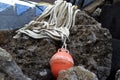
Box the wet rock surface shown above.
[0,11,112,80]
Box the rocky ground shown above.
[0,11,112,80]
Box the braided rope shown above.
[14,0,80,48]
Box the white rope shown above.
[14,0,80,49]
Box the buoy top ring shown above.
[58,48,69,53]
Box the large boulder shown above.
[0,11,112,80]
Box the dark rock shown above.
[1,36,57,80]
[0,47,31,80]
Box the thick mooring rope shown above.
[14,0,80,48]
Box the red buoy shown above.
[50,48,74,77]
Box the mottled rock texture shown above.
[69,11,112,80]
[57,66,98,80]
[0,47,31,80]
[0,11,112,80]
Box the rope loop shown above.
[14,0,80,49]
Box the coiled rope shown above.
[14,0,80,49]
